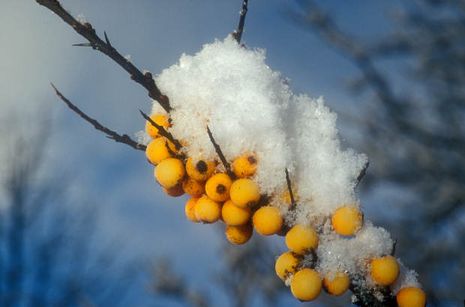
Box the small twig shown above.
[285,168,297,210]
[139,110,182,151]
[356,161,369,187]
[232,0,249,44]
[36,0,171,112]
[51,83,145,151]
[206,126,235,179]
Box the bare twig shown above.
[206,126,235,179]
[36,0,171,112]
[284,169,296,210]
[51,84,146,151]
[139,110,182,151]
[356,161,369,187]
[232,0,249,44]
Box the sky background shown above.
[0,1,405,306]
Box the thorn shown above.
[104,31,112,47]
[73,42,93,47]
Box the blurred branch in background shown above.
[0,112,140,306]
[295,0,465,305]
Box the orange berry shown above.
[186,158,216,182]
[331,205,363,236]
[185,197,200,223]
[275,251,300,281]
[163,183,184,197]
[285,224,319,255]
[396,287,426,307]
[290,268,322,301]
[194,196,221,223]
[323,272,350,296]
[205,173,232,202]
[229,178,261,208]
[145,137,177,165]
[232,153,257,178]
[252,206,283,236]
[370,255,400,286]
[225,224,253,245]
[182,177,205,197]
[154,158,185,189]
[221,200,251,226]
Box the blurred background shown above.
[0,0,463,306]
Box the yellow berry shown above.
[163,183,184,197]
[370,255,400,286]
[230,178,261,208]
[275,252,300,281]
[145,113,171,139]
[194,196,221,223]
[396,287,426,307]
[331,205,363,236]
[145,137,177,165]
[285,224,319,255]
[225,224,253,245]
[154,158,185,189]
[221,200,251,226]
[290,268,322,301]
[252,206,283,236]
[323,272,350,296]
[186,158,216,182]
[185,197,199,223]
[205,173,232,202]
[182,177,205,197]
[232,153,257,178]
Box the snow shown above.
[147,36,420,295]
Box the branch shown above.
[232,0,249,44]
[285,168,296,210]
[206,126,235,179]
[51,84,146,151]
[139,110,183,151]
[36,0,171,112]
[355,161,369,187]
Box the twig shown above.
[285,169,297,210]
[232,0,249,44]
[51,84,146,151]
[356,161,369,187]
[206,126,235,179]
[36,0,171,112]
[139,110,182,151]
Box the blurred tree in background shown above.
[0,115,139,307]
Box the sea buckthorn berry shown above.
[225,224,253,245]
[194,196,221,223]
[155,158,185,189]
[232,153,257,178]
[230,178,261,208]
[285,224,319,255]
[186,158,216,182]
[145,137,177,165]
[331,205,363,236]
[221,200,251,226]
[370,255,400,286]
[252,206,283,236]
[182,177,205,197]
[205,173,232,202]
[290,268,322,301]
[323,272,350,296]
[396,287,426,307]
[163,183,184,197]
[275,251,300,281]
[185,198,200,223]
[145,113,171,139]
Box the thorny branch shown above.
[356,161,369,187]
[206,126,235,179]
[51,84,146,151]
[232,0,249,44]
[36,0,171,113]
[139,110,183,151]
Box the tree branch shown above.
[232,0,249,44]
[36,0,171,112]
[356,161,369,187]
[206,126,235,179]
[139,110,183,151]
[284,168,296,210]
[51,84,146,151]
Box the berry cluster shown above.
[144,112,426,306]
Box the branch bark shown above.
[232,0,249,44]
[51,84,146,151]
[206,126,235,179]
[36,0,171,112]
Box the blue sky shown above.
[0,1,403,306]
